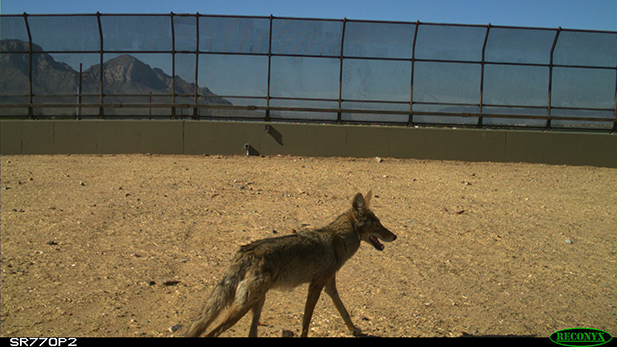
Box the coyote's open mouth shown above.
[369,235,385,251]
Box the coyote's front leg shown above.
[325,275,362,336]
[301,280,326,337]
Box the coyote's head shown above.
[351,191,397,251]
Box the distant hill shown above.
[0,39,231,115]
[0,40,79,96]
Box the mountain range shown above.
[0,39,231,115]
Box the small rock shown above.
[169,324,183,333]
[281,329,295,337]
[565,239,573,244]
[375,157,383,163]
[163,280,181,286]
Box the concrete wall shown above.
[1,120,615,167]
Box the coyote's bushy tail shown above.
[185,260,246,337]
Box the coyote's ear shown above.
[364,190,372,207]
[352,192,368,214]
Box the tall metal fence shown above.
[1,13,616,131]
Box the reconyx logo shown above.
[550,328,613,347]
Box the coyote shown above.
[186,191,396,337]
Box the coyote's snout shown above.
[186,191,396,337]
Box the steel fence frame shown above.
[1,12,616,132]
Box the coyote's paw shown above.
[350,326,362,336]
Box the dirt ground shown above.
[1,154,615,338]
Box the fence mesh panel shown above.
[0,13,615,130]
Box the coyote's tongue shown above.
[369,236,385,251]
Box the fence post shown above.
[96,12,104,119]
[409,20,420,126]
[265,15,274,122]
[613,66,617,133]
[23,13,33,119]
[547,27,561,131]
[478,24,491,128]
[78,63,83,119]
[170,12,177,120]
[337,17,347,124]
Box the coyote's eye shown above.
[363,214,379,226]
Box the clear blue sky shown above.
[2,0,615,31]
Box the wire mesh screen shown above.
[1,13,616,131]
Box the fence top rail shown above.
[2,12,615,35]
